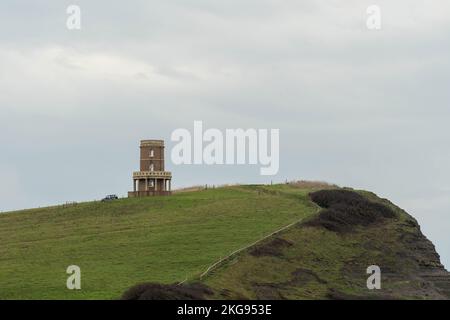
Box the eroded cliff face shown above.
[306,189,450,298]
[201,189,450,300]
[122,189,450,300]
[396,217,450,298]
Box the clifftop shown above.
[1,183,448,299]
[124,187,450,300]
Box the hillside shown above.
[0,184,318,299]
[198,189,450,299]
[1,183,449,300]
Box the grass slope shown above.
[0,185,319,299]
[201,190,450,300]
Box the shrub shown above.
[120,282,212,300]
[307,190,396,233]
[250,237,293,257]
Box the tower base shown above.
[128,191,172,197]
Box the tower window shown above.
[149,149,154,157]
[150,164,154,171]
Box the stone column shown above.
[133,179,136,192]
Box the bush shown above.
[120,282,212,300]
[307,190,396,233]
[250,237,293,257]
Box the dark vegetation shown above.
[202,189,450,299]
[119,187,450,300]
[250,237,293,257]
[307,189,397,232]
[3,183,449,300]
[121,282,212,300]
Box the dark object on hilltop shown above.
[121,282,212,300]
[307,189,397,232]
[101,194,119,202]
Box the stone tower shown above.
[128,140,172,197]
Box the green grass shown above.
[0,184,318,299]
[201,191,438,300]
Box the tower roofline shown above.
[140,139,164,147]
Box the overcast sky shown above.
[0,0,449,267]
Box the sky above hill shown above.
[0,0,449,267]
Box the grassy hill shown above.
[1,183,449,300]
[0,184,320,299]
[200,189,450,299]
